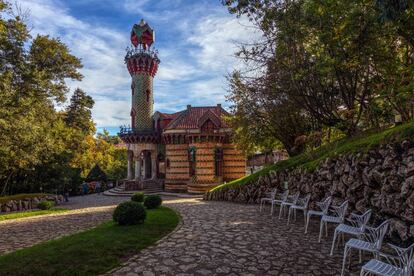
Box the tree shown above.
[222,0,414,139]
[0,1,83,194]
[65,88,95,134]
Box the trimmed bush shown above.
[37,200,55,210]
[131,192,145,203]
[113,201,146,225]
[144,195,162,209]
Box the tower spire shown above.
[125,20,160,131]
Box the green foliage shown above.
[0,208,68,221]
[0,2,127,196]
[113,201,146,225]
[131,192,145,203]
[222,0,414,155]
[65,88,95,134]
[212,121,414,192]
[0,207,179,275]
[37,201,55,210]
[144,195,162,209]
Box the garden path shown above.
[112,198,348,276]
[0,194,126,254]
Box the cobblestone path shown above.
[0,194,126,255]
[112,198,346,276]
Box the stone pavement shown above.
[0,194,127,255]
[112,198,350,276]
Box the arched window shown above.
[188,147,196,177]
[214,148,223,177]
[146,89,150,102]
[130,109,136,128]
[131,82,135,95]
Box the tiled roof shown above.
[165,105,229,130]
[159,112,181,120]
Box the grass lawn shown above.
[0,208,69,221]
[0,206,179,276]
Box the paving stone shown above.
[111,198,358,275]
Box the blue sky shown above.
[18,0,258,135]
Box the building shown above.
[119,20,246,193]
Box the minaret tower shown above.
[125,19,160,131]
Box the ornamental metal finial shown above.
[130,19,154,49]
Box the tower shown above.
[125,19,160,131]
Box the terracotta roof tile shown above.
[166,105,229,130]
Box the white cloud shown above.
[16,0,259,132]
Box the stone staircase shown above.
[103,180,163,197]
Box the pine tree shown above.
[65,88,95,134]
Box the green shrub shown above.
[144,195,162,209]
[131,192,145,203]
[37,201,55,210]
[113,201,146,225]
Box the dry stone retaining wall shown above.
[0,195,64,213]
[204,140,414,243]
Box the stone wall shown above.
[204,140,414,243]
[0,194,64,213]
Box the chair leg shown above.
[330,229,339,255]
[279,204,284,219]
[325,221,328,237]
[270,202,274,215]
[303,211,307,226]
[359,267,366,276]
[319,220,324,242]
[359,250,362,263]
[305,214,311,234]
[341,245,351,276]
[287,208,292,225]
[260,200,262,212]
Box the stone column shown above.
[151,151,157,179]
[134,159,141,180]
[142,155,147,180]
[127,153,133,180]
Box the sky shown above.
[17,0,259,135]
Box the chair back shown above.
[334,200,348,222]
[389,243,414,275]
[280,190,289,201]
[359,209,372,231]
[374,220,390,250]
[291,192,300,204]
[298,194,311,208]
[269,188,278,199]
[318,196,332,214]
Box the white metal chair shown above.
[360,242,414,276]
[330,209,372,255]
[270,189,289,216]
[319,200,349,242]
[305,196,332,234]
[279,191,300,219]
[341,219,390,276]
[259,188,277,213]
[287,194,311,225]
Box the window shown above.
[146,89,150,102]
[130,109,136,128]
[166,158,170,169]
[214,148,223,177]
[188,147,196,177]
